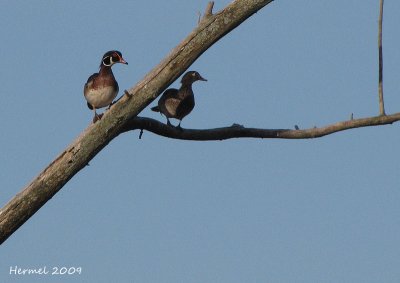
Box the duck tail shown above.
[151,106,160,112]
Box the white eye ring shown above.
[102,56,113,66]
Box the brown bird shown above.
[84,50,128,122]
[151,71,207,128]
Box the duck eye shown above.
[103,56,112,66]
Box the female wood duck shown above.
[151,71,207,128]
[84,50,128,122]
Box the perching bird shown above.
[84,50,128,122]
[151,71,207,128]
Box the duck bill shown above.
[116,52,128,65]
[198,75,207,81]
[119,58,128,65]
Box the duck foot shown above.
[93,113,104,123]
[176,123,183,131]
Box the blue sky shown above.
[1,1,400,282]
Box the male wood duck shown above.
[84,50,128,122]
[151,71,207,128]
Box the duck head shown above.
[100,50,128,67]
[181,71,207,85]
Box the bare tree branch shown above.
[0,0,274,245]
[123,112,400,141]
[378,0,385,115]
[0,0,397,246]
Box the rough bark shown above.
[0,0,274,244]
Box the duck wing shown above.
[84,73,99,110]
[157,88,180,117]
[176,94,195,120]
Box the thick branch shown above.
[0,0,274,245]
[122,112,400,140]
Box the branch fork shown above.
[198,1,215,25]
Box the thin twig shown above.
[378,0,385,115]
[199,1,214,24]
[204,2,214,18]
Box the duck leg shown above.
[166,118,173,127]
[93,108,102,123]
[176,121,183,131]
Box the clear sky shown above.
[1,1,400,282]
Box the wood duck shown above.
[151,71,207,128]
[84,50,128,122]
